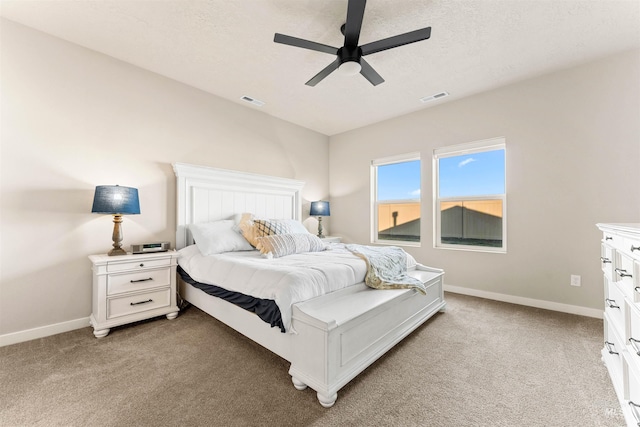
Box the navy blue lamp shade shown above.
[91,185,140,215]
[310,201,330,238]
[92,185,140,256]
[309,201,330,217]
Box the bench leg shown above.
[317,392,337,408]
[291,376,307,390]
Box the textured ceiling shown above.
[1,0,639,136]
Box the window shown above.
[433,138,506,252]
[371,153,421,245]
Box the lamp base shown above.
[108,247,127,256]
[108,214,128,256]
[317,216,325,239]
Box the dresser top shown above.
[596,223,640,234]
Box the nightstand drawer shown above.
[107,289,170,319]
[108,268,170,295]
[107,257,171,273]
[321,236,342,243]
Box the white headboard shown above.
[172,163,305,249]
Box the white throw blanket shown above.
[345,244,427,294]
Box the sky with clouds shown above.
[377,149,505,201]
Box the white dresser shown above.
[89,251,180,338]
[598,223,640,426]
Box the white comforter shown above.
[178,244,372,332]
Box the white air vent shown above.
[419,92,449,103]
[240,95,265,107]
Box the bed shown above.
[173,162,446,407]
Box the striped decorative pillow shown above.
[256,233,326,258]
[238,214,310,248]
[254,219,291,237]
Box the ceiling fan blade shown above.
[274,33,338,55]
[343,0,367,47]
[305,58,341,86]
[360,27,431,56]
[359,58,384,86]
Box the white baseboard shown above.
[444,284,603,319]
[0,317,90,347]
[0,287,603,347]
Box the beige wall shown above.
[0,20,329,336]
[330,49,640,311]
[2,18,639,341]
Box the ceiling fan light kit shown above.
[339,61,362,76]
[274,0,431,87]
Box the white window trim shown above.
[371,152,421,246]
[433,137,506,253]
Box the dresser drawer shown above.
[627,365,640,426]
[107,268,171,295]
[107,289,171,319]
[603,231,625,252]
[601,244,615,279]
[627,237,640,261]
[628,304,640,366]
[604,316,625,394]
[107,257,172,273]
[605,279,625,331]
[615,253,636,296]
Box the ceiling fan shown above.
[273,0,431,87]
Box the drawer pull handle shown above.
[636,287,640,294]
[605,341,618,355]
[605,298,620,309]
[139,263,145,267]
[632,245,640,253]
[605,236,613,241]
[629,401,640,425]
[630,338,640,356]
[615,268,633,278]
[130,278,153,283]
[130,299,153,306]
[600,257,612,264]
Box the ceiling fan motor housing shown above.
[338,46,362,64]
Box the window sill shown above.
[434,244,506,254]
[373,240,421,248]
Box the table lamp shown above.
[91,185,140,256]
[310,200,330,238]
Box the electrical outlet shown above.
[571,275,581,287]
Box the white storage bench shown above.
[289,264,445,407]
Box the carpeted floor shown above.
[0,292,625,426]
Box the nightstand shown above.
[89,251,179,338]
[321,236,342,243]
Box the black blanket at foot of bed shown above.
[177,266,285,332]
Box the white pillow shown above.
[189,220,253,255]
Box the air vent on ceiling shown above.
[419,91,449,103]
[240,95,265,107]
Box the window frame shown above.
[371,152,421,246]
[433,138,506,253]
